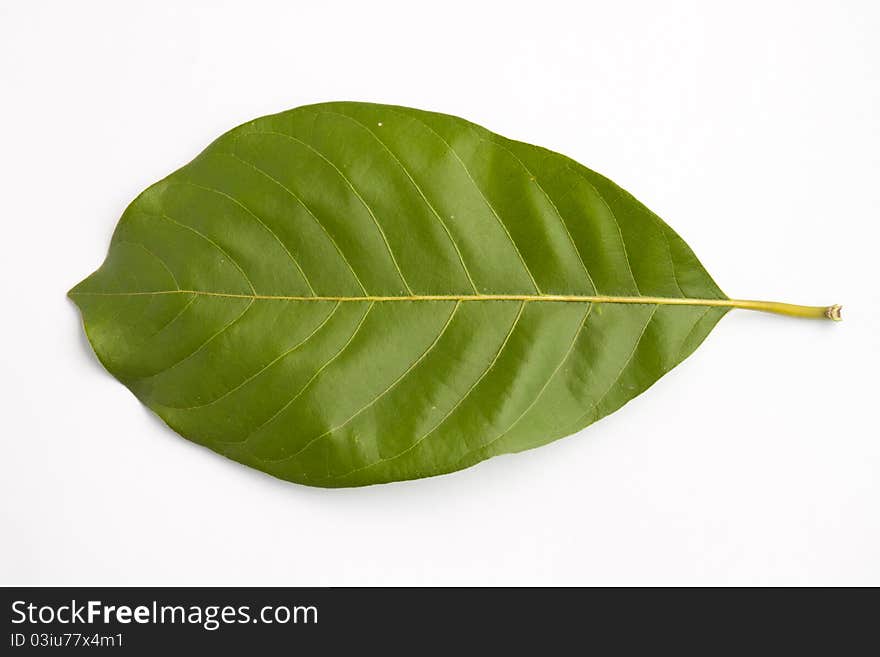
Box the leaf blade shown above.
[71,101,729,487]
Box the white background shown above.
[2,0,878,586]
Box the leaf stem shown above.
[720,299,842,321]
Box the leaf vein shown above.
[330,300,526,481]
[568,165,642,296]
[273,300,462,466]
[258,129,414,295]
[456,302,594,464]
[389,108,543,294]
[225,151,369,295]
[170,180,316,295]
[316,109,480,294]
[676,306,713,361]
[136,299,256,382]
[149,211,257,294]
[147,293,196,338]
[560,304,658,434]
[659,222,686,297]
[472,141,598,295]
[240,302,375,449]
[168,301,342,411]
[116,240,181,290]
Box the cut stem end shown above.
[825,304,843,321]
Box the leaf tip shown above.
[67,282,82,302]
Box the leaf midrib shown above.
[70,289,737,308]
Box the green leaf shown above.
[70,101,837,487]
